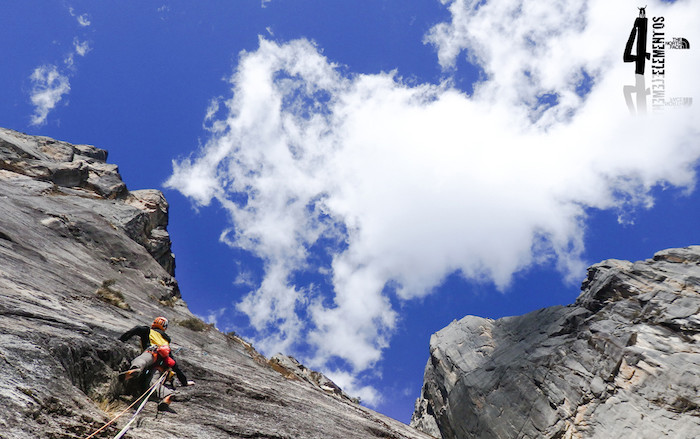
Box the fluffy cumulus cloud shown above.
[29,65,71,126]
[167,0,700,403]
[28,8,93,126]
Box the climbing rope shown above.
[84,372,168,439]
[112,373,167,439]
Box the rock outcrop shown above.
[0,128,176,276]
[0,128,432,439]
[411,247,700,439]
[269,354,358,403]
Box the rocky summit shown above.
[411,246,700,439]
[0,128,433,439]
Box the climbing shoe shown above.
[123,369,140,382]
[157,402,177,414]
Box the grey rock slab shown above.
[0,128,432,439]
[412,246,700,439]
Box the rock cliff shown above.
[411,247,700,438]
[0,128,433,439]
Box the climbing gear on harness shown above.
[156,345,171,358]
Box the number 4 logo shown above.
[624,7,651,75]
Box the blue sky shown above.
[2,0,699,424]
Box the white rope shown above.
[112,373,168,439]
[85,371,167,439]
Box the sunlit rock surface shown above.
[412,246,700,439]
[0,128,433,439]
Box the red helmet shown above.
[152,316,168,331]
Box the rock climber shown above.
[119,316,194,412]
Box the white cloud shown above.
[74,39,92,57]
[167,0,700,396]
[28,6,94,125]
[199,307,227,328]
[227,255,260,288]
[68,7,91,26]
[64,53,75,68]
[29,38,91,124]
[157,4,171,21]
[77,14,91,27]
[29,65,71,126]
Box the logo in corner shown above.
[622,6,692,114]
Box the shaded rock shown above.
[411,246,700,439]
[0,128,431,439]
[125,189,175,275]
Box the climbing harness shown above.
[84,372,168,439]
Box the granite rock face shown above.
[0,128,432,439]
[0,128,175,276]
[411,247,700,439]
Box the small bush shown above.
[177,317,213,332]
[159,297,178,307]
[151,294,178,308]
[94,396,124,418]
[96,280,131,311]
